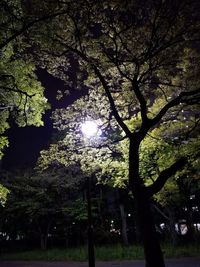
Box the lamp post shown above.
[81,120,99,267]
[86,175,95,267]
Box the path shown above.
[0,258,200,267]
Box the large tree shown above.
[0,0,74,158]
[0,44,49,157]
[28,1,200,266]
[0,0,53,202]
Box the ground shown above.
[0,258,200,267]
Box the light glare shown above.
[81,121,99,137]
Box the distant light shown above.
[160,223,165,229]
[81,120,100,138]
[128,213,131,217]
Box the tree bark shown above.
[133,188,165,267]
[165,207,178,246]
[129,138,165,267]
[119,203,129,246]
[37,219,52,250]
[185,201,195,242]
[40,233,48,250]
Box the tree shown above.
[1,1,50,201]
[0,44,49,157]
[0,0,73,50]
[0,49,48,211]
[0,0,75,244]
[28,1,200,266]
[0,0,74,158]
[138,123,200,244]
[0,165,83,249]
[154,138,200,244]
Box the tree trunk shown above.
[134,189,165,267]
[116,188,129,246]
[165,207,178,246]
[129,138,165,267]
[40,233,48,250]
[185,202,195,242]
[37,219,52,250]
[119,203,129,246]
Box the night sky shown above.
[2,69,83,170]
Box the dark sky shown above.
[2,69,83,170]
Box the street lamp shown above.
[81,121,99,138]
[81,120,99,267]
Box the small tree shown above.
[0,166,83,249]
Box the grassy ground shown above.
[1,243,200,261]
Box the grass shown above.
[1,243,200,261]
[162,242,200,258]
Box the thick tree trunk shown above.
[134,189,165,267]
[129,138,165,267]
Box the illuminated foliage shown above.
[0,0,52,158]
[0,184,9,207]
[0,44,49,157]
[5,1,200,266]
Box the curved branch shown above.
[146,157,187,197]
[150,88,200,127]
[92,65,131,137]
[56,41,132,137]
[132,79,148,124]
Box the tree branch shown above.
[92,65,131,137]
[146,157,187,197]
[132,79,149,124]
[54,37,132,137]
[0,8,71,50]
[1,86,36,98]
[150,88,200,127]
[152,204,170,222]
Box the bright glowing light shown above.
[81,121,99,138]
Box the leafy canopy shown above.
[36,0,200,191]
